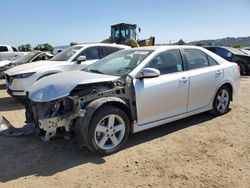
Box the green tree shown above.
[34,43,54,52]
[177,39,186,45]
[18,44,32,51]
[70,42,78,46]
[231,44,245,48]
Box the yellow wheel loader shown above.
[102,23,155,47]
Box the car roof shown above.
[131,45,205,51]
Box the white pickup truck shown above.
[0,45,28,61]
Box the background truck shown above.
[0,44,28,61]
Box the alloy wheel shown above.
[94,114,125,150]
[216,89,229,113]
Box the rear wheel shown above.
[211,85,231,115]
[86,105,130,155]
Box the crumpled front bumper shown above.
[0,116,36,137]
[38,109,85,141]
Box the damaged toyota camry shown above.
[24,46,240,155]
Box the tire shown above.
[84,105,130,155]
[237,62,246,75]
[211,85,231,115]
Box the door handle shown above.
[179,77,188,83]
[215,70,222,76]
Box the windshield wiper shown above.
[88,69,104,74]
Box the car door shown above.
[71,46,100,70]
[183,49,223,112]
[134,49,189,126]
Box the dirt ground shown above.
[0,77,249,188]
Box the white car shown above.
[25,45,240,155]
[5,43,130,101]
[0,44,28,60]
[0,51,53,79]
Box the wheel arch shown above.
[36,71,62,81]
[75,97,132,147]
[222,83,233,101]
[216,82,233,101]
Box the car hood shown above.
[4,60,65,75]
[0,60,12,68]
[29,70,120,102]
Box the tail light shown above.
[237,65,240,73]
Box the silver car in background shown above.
[25,46,240,155]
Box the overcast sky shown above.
[0,0,250,47]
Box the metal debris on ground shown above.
[0,116,35,136]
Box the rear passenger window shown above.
[184,49,209,70]
[146,49,183,75]
[207,55,218,66]
[0,46,8,52]
[100,47,120,58]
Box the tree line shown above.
[17,40,245,52]
[17,42,78,52]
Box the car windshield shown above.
[225,47,247,56]
[50,46,82,61]
[14,51,41,63]
[9,55,21,61]
[86,49,153,76]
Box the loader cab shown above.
[111,23,137,44]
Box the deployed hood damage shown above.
[29,70,120,102]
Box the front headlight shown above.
[12,72,36,79]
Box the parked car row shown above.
[0,44,28,61]
[5,43,130,102]
[205,46,250,75]
[1,43,240,155]
[0,51,53,79]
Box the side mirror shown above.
[76,56,86,64]
[137,68,160,79]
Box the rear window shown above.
[0,46,8,52]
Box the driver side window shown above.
[75,47,100,61]
[146,49,183,75]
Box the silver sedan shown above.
[26,45,240,155]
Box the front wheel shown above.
[211,86,231,115]
[86,105,130,155]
